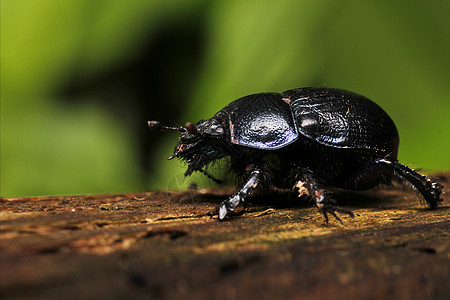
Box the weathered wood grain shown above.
[1,173,449,299]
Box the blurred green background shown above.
[1,0,449,197]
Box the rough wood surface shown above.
[1,173,449,300]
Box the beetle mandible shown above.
[148,87,443,222]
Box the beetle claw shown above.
[318,203,354,225]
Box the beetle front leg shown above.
[296,172,354,224]
[218,166,262,220]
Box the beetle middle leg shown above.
[218,165,262,220]
[295,171,354,224]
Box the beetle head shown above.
[148,117,227,176]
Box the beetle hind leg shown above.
[218,166,262,220]
[295,172,354,224]
[376,159,443,208]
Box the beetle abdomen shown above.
[282,87,399,156]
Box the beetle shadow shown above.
[248,188,401,210]
[325,188,402,208]
[177,185,410,211]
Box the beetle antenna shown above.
[148,121,186,133]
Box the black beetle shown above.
[149,87,443,222]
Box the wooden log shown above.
[1,173,449,299]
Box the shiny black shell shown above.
[216,87,399,156]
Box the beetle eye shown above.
[215,126,224,134]
[185,122,198,134]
